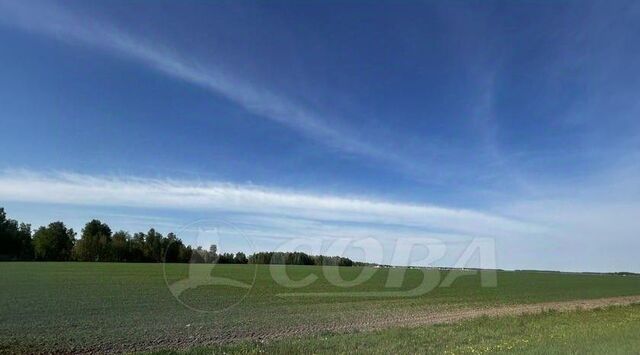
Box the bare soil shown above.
[37,295,640,354]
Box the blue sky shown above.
[1,0,640,271]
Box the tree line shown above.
[0,208,359,265]
[248,251,355,266]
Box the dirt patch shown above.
[343,294,640,331]
[37,295,640,354]
[232,294,640,341]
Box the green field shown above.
[2,262,640,353]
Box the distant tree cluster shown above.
[73,220,195,263]
[0,208,358,266]
[0,209,33,260]
[248,251,355,266]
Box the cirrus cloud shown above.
[0,170,541,239]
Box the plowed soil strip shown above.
[64,295,640,354]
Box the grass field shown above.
[2,262,640,353]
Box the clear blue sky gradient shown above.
[1,0,640,271]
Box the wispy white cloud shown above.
[0,170,541,239]
[4,168,640,271]
[0,1,518,187]
[0,0,388,159]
